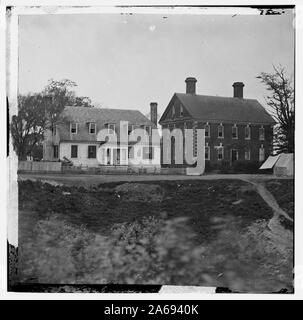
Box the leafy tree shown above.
[11,93,47,160]
[11,79,94,160]
[257,65,294,153]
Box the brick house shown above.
[159,77,275,168]
[43,103,160,169]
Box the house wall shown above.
[59,142,100,167]
[59,142,161,168]
[160,120,273,167]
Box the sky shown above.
[18,9,295,117]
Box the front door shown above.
[112,148,120,165]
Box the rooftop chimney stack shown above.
[185,77,197,94]
[150,102,158,126]
[232,82,244,98]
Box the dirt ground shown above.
[18,172,292,187]
[17,176,294,292]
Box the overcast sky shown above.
[18,9,294,116]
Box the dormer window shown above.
[107,123,115,133]
[218,123,224,138]
[89,122,96,134]
[144,125,151,135]
[232,124,238,139]
[70,123,78,134]
[128,124,134,135]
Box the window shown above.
[71,145,78,158]
[232,125,238,139]
[128,146,134,159]
[180,105,184,117]
[143,147,153,160]
[259,145,265,161]
[88,145,97,158]
[128,124,134,135]
[70,123,77,134]
[205,143,210,160]
[217,146,224,160]
[108,123,115,133]
[89,122,96,134]
[53,145,58,158]
[205,123,210,138]
[172,106,175,118]
[245,149,251,160]
[245,125,251,140]
[259,126,265,140]
[218,123,224,138]
[144,125,151,135]
[53,125,57,136]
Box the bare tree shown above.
[257,65,294,153]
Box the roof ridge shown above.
[64,106,143,112]
[175,92,258,101]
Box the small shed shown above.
[259,153,293,177]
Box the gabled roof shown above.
[159,93,275,125]
[57,106,156,142]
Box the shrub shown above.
[19,215,205,285]
[19,215,293,291]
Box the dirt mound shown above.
[115,183,164,203]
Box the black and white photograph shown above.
[1,1,301,300]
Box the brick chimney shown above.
[150,102,158,126]
[185,77,197,94]
[232,82,244,98]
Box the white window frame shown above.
[245,148,251,160]
[218,123,224,138]
[128,124,135,135]
[259,126,265,141]
[172,105,175,118]
[70,123,78,134]
[205,122,210,138]
[259,144,265,161]
[232,124,238,139]
[180,105,184,117]
[245,125,251,140]
[89,122,96,134]
[231,149,239,161]
[107,123,115,133]
[217,145,224,160]
[205,143,210,160]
